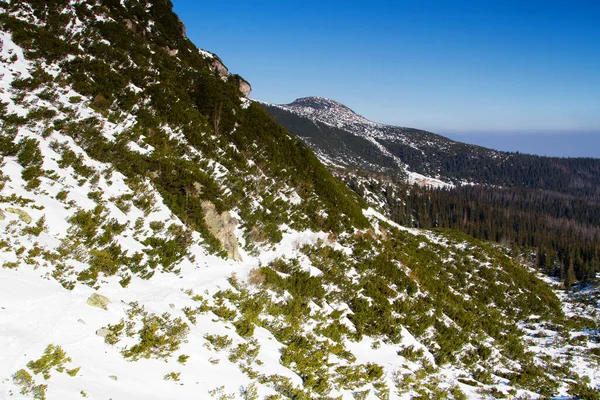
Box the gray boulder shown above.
[86,293,110,310]
[95,328,111,338]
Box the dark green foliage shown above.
[234,104,368,233]
[142,224,191,272]
[397,345,424,361]
[305,226,564,371]
[16,138,44,187]
[22,216,46,236]
[0,125,19,157]
[509,362,559,396]
[89,248,120,275]
[17,138,43,167]
[568,379,600,400]
[191,73,240,135]
[2,0,370,262]
[233,318,255,338]
[11,68,53,91]
[54,117,226,254]
[387,182,600,283]
[203,334,233,351]
[564,264,577,291]
[27,107,57,122]
[104,303,189,361]
[279,334,331,394]
[268,100,600,282]
[2,113,27,128]
[68,206,104,244]
[2,14,74,62]
[3,1,591,395]
[66,206,160,284]
[260,260,325,301]
[123,312,189,360]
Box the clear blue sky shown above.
[171,0,600,157]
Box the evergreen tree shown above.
[564,264,576,292]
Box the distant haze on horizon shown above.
[172,0,600,158]
[442,131,600,158]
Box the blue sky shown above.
[171,0,600,157]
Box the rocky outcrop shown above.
[207,57,251,96]
[211,58,229,80]
[193,181,204,194]
[87,293,110,310]
[234,76,252,97]
[5,207,32,223]
[201,201,242,261]
[177,16,187,37]
[0,209,5,221]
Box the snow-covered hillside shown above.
[261,97,504,187]
[1,1,599,399]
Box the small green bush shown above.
[27,344,71,379]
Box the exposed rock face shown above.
[201,201,242,261]
[236,77,252,97]
[5,207,32,223]
[211,59,229,80]
[208,58,251,96]
[0,209,5,221]
[87,293,110,310]
[177,16,187,37]
[193,181,204,194]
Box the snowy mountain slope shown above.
[259,97,493,186]
[0,1,599,399]
[261,97,600,298]
[260,97,600,193]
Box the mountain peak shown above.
[277,96,379,128]
[287,96,353,112]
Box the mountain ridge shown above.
[261,95,600,288]
[0,1,599,399]
[260,97,503,185]
[261,96,600,190]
